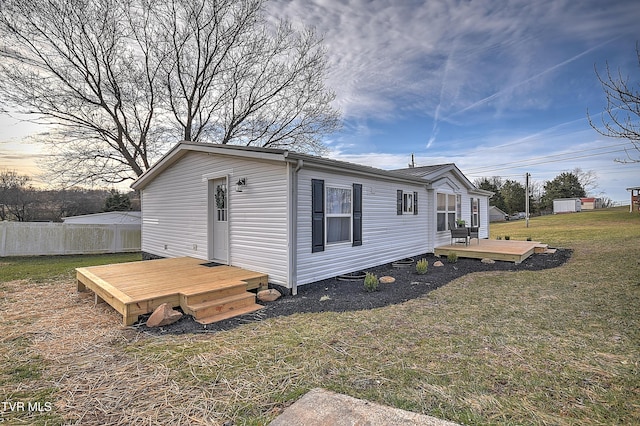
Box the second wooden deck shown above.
[76,257,268,326]
[435,239,549,263]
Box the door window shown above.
[215,183,227,222]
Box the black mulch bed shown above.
[135,248,572,335]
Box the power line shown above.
[465,148,629,174]
[465,141,632,174]
[466,145,629,173]
[595,168,640,175]
[467,164,639,182]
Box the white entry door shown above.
[211,178,229,262]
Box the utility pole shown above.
[525,172,530,228]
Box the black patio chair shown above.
[449,222,469,245]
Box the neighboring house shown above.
[626,187,640,213]
[131,142,492,294]
[489,206,508,222]
[553,198,582,214]
[580,197,602,210]
[62,211,142,225]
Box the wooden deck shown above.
[434,239,549,263]
[76,257,268,326]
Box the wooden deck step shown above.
[194,303,264,325]
[184,291,262,322]
[179,280,247,306]
[534,244,549,254]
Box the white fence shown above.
[0,222,141,257]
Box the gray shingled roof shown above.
[392,164,456,177]
[132,142,491,196]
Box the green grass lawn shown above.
[126,207,639,425]
[1,208,639,425]
[490,206,638,247]
[0,252,141,283]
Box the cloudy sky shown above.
[1,0,639,203]
[266,0,640,203]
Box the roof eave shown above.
[287,153,428,185]
[131,142,290,190]
[132,142,430,190]
[469,188,495,197]
[131,142,491,192]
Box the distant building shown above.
[580,197,602,210]
[553,198,581,214]
[489,206,508,222]
[62,211,142,225]
[627,187,640,213]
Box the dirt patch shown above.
[137,249,572,335]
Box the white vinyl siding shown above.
[296,168,427,287]
[141,154,209,259]
[140,151,289,286]
[477,196,490,239]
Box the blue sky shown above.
[1,0,639,204]
[267,0,640,204]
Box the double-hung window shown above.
[437,193,458,231]
[312,180,362,252]
[326,186,352,244]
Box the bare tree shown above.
[0,170,119,221]
[0,0,340,186]
[0,0,164,185]
[588,43,640,163]
[572,167,599,196]
[151,0,260,143]
[151,0,339,152]
[0,170,36,221]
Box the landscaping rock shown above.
[433,261,444,267]
[481,258,496,264]
[270,388,461,426]
[379,276,396,284]
[258,288,281,302]
[146,303,182,327]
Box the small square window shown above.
[398,190,418,215]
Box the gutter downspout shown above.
[284,157,304,296]
[289,159,303,295]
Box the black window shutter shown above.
[413,191,418,215]
[353,183,362,246]
[311,179,325,252]
[397,190,403,215]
